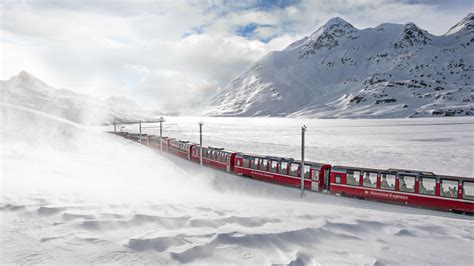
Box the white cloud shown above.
[1,0,470,112]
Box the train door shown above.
[318,166,330,192]
[226,154,231,173]
[311,169,319,191]
[323,167,330,191]
[229,153,238,173]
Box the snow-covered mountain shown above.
[204,14,474,118]
[0,71,155,124]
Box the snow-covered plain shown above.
[120,116,474,177]
[1,105,473,264]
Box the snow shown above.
[0,71,154,125]
[445,13,474,35]
[203,14,474,118]
[2,103,473,264]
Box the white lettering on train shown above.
[368,190,408,200]
[251,171,274,178]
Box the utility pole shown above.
[300,125,307,198]
[199,121,204,167]
[159,117,165,152]
[139,120,142,143]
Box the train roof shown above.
[333,165,473,180]
[194,144,240,153]
[238,153,329,167]
[195,144,240,154]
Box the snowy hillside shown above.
[0,71,154,125]
[205,13,474,118]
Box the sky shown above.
[1,0,472,112]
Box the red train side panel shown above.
[329,166,474,213]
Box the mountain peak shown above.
[394,22,431,48]
[298,16,357,57]
[323,17,353,28]
[17,70,35,80]
[445,13,474,35]
[11,70,50,89]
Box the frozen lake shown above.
[117,116,474,177]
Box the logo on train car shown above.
[367,190,408,200]
[251,171,273,178]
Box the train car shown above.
[147,135,160,149]
[190,145,239,172]
[126,133,144,142]
[233,153,331,191]
[329,166,474,213]
[168,139,194,159]
[109,131,473,214]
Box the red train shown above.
[112,132,474,214]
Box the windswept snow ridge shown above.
[205,14,474,118]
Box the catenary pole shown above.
[139,120,142,143]
[159,117,164,152]
[199,121,204,167]
[301,125,307,198]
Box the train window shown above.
[346,170,360,186]
[260,159,268,171]
[335,174,341,184]
[251,158,259,169]
[269,160,278,173]
[236,159,241,166]
[440,179,458,198]
[289,163,299,176]
[363,172,378,188]
[462,181,474,200]
[279,162,288,175]
[419,177,436,195]
[243,159,250,168]
[399,175,415,193]
[380,173,396,190]
[304,165,311,179]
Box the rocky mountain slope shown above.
[204,13,474,118]
[0,71,154,125]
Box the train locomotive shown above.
[111,131,474,214]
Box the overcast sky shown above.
[1,0,472,112]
